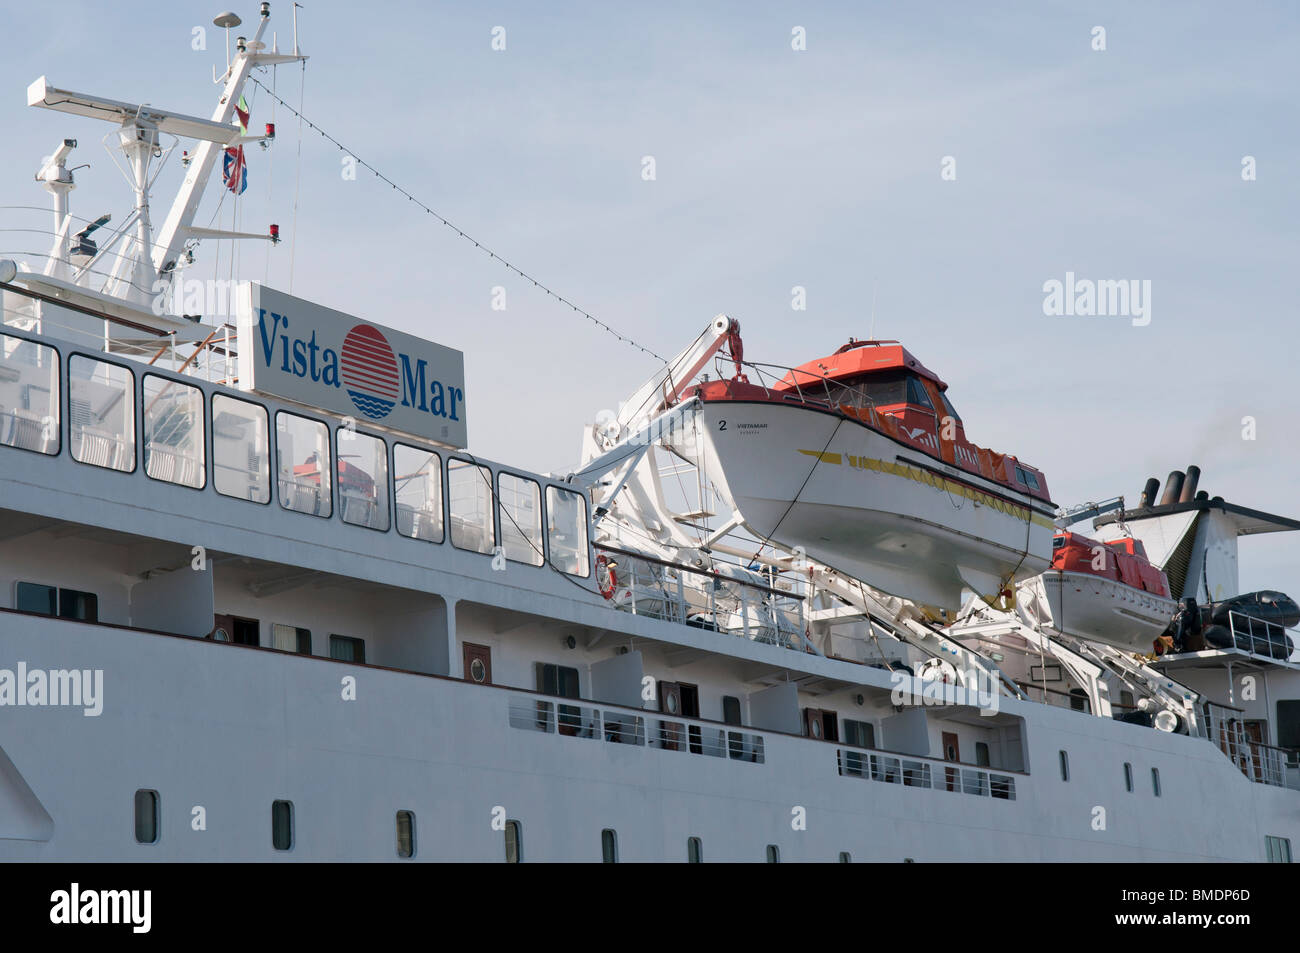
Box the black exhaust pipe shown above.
[1140,478,1160,508]
[1159,470,1185,507]
[1179,465,1201,503]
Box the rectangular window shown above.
[505,819,522,863]
[329,634,366,664]
[143,373,205,488]
[844,719,875,749]
[134,789,159,844]
[276,412,332,517]
[396,810,416,859]
[1151,767,1161,797]
[448,459,495,554]
[57,588,98,623]
[1059,750,1070,781]
[687,836,702,863]
[722,696,742,726]
[537,663,580,698]
[498,473,544,566]
[0,333,60,455]
[1124,762,1134,792]
[546,486,589,577]
[338,429,390,531]
[271,799,294,851]
[601,828,618,863]
[69,355,134,472]
[394,444,444,543]
[272,624,312,655]
[212,394,271,503]
[15,582,56,615]
[766,844,780,863]
[1266,836,1292,863]
[1277,700,1300,751]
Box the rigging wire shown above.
[248,74,665,364]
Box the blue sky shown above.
[3,1,1298,595]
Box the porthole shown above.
[470,658,487,683]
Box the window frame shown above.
[447,456,497,555]
[545,484,591,578]
[67,351,137,474]
[687,836,703,863]
[210,392,272,506]
[0,332,62,458]
[336,424,391,533]
[142,371,207,491]
[496,469,545,567]
[15,581,57,616]
[393,441,446,545]
[275,409,334,518]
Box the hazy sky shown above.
[4,1,1297,595]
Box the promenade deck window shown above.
[143,374,205,488]
[546,486,589,577]
[448,459,494,554]
[338,429,389,531]
[69,355,134,472]
[0,333,59,455]
[394,444,444,542]
[499,473,544,566]
[212,395,271,503]
[276,412,332,517]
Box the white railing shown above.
[836,748,1018,800]
[1198,700,1300,790]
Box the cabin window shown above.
[1266,836,1292,863]
[393,443,443,543]
[722,696,743,726]
[1277,701,1300,752]
[844,719,875,749]
[58,588,98,622]
[1123,762,1134,792]
[69,355,135,472]
[687,837,703,863]
[766,844,780,863]
[537,663,580,698]
[143,374,205,488]
[15,582,56,615]
[839,851,852,863]
[498,473,544,566]
[905,375,933,409]
[329,635,366,664]
[975,742,990,767]
[212,394,271,503]
[601,829,618,863]
[271,624,312,655]
[1069,689,1090,713]
[271,800,294,851]
[337,429,390,531]
[1151,767,1161,797]
[938,391,962,428]
[0,333,60,455]
[546,486,590,577]
[448,459,495,554]
[134,790,159,844]
[396,810,416,859]
[504,820,523,863]
[1059,750,1070,781]
[276,412,332,517]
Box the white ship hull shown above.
[1018,571,1178,653]
[697,399,1055,609]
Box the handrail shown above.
[594,542,803,601]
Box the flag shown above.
[222,95,250,194]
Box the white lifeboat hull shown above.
[1017,571,1178,652]
[696,399,1054,609]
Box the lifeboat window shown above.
[938,391,962,428]
[69,355,135,472]
[394,444,444,543]
[546,486,590,577]
[212,395,271,504]
[448,459,496,555]
[499,473,544,566]
[329,634,366,664]
[338,429,390,532]
[275,412,332,517]
[905,375,933,409]
[143,374,205,489]
[0,333,60,455]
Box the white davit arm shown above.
[604,313,737,447]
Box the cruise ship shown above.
[2,5,1299,864]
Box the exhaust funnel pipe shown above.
[1159,470,1185,507]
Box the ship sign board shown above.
[236,283,467,448]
